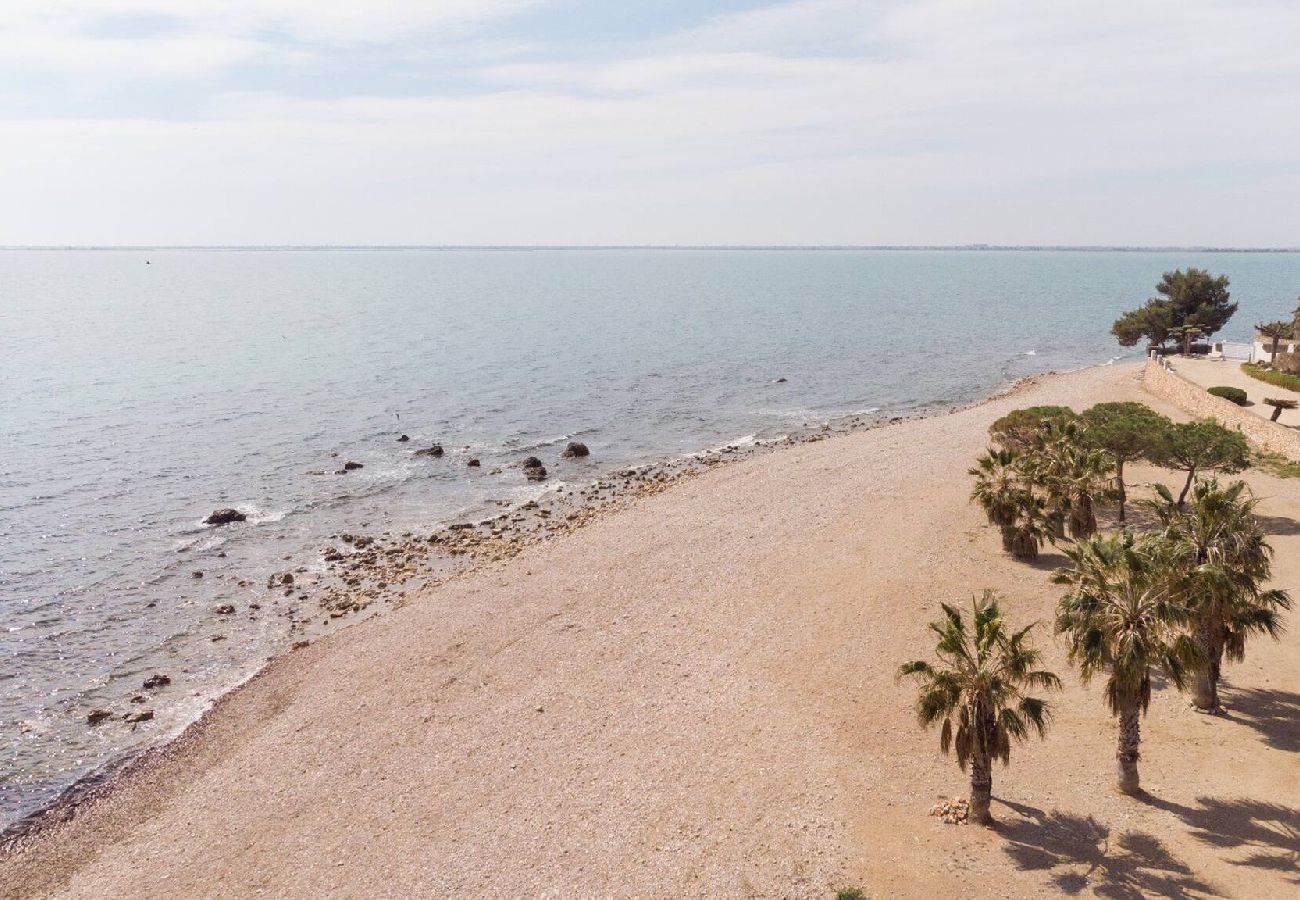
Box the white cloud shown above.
[1,0,1298,244]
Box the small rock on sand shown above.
[560,441,589,459]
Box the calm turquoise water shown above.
[3,248,1299,827]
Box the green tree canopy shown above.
[1148,419,1250,508]
[988,406,1078,452]
[1080,402,1174,522]
[1111,268,1236,350]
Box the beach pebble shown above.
[525,465,548,482]
[86,710,112,726]
[522,456,543,469]
[467,459,481,467]
[142,674,171,690]
[124,710,154,724]
[397,434,410,442]
[341,461,364,472]
[215,604,236,615]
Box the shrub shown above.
[1241,363,1300,393]
[1208,386,1248,405]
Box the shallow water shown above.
[3,247,1298,827]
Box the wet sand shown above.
[4,360,1298,898]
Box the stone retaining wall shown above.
[1142,358,1300,460]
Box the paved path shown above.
[1171,356,1300,427]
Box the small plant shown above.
[1252,450,1300,478]
[1207,385,1248,406]
[835,890,866,900]
[1263,397,1297,421]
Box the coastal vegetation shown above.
[1053,532,1198,794]
[1241,362,1300,392]
[949,389,1290,808]
[1146,479,1291,713]
[1206,385,1247,406]
[1111,268,1236,354]
[898,592,1059,824]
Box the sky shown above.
[2,0,1298,247]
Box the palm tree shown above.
[969,448,1023,551]
[1148,480,1292,713]
[1256,320,1291,367]
[1008,493,1052,561]
[899,591,1059,824]
[1022,423,1114,539]
[1054,533,1199,794]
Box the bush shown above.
[1207,385,1248,405]
[1241,362,1300,393]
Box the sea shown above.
[3,247,1299,829]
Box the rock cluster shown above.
[414,445,444,457]
[205,508,246,526]
[929,798,969,825]
[523,456,547,481]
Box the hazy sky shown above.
[3,0,1298,246]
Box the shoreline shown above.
[0,360,1096,853]
[6,355,1294,895]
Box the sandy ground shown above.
[1175,356,1300,427]
[3,361,1298,899]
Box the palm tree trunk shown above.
[1116,703,1141,794]
[1115,460,1127,523]
[1177,467,1197,510]
[1069,493,1096,539]
[969,748,993,824]
[999,525,1014,552]
[1190,621,1224,713]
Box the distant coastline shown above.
[6,245,1300,253]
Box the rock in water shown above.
[86,710,112,726]
[525,465,548,482]
[522,456,543,469]
[396,434,410,442]
[142,674,171,690]
[560,441,590,459]
[414,445,444,458]
[205,508,246,526]
[467,459,481,467]
[125,710,154,723]
[341,461,364,472]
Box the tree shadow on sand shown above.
[995,800,1216,898]
[1250,512,1300,536]
[1219,685,1300,753]
[1139,794,1300,886]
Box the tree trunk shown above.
[1271,336,1281,366]
[1190,621,1223,713]
[1115,460,1127,523]
[1116,704,1142,794]
[969,749,993,824]
[1069,493,1096,539]
[1271,405,1284,422]
[1177,467,1197,510]
[999,525,1014,552]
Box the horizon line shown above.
[4,244,1300,253]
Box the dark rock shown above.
[130,695,146,704]
[560,441,590,459]
[525,465,548,482]
[467,458,481,467]
[215,604,236,615]
[87,710,112,726]
[414,445,444,458]
[522,456,543,469]
[205,508,247,526]
[125,710,154,723]
[396,434,410,442]
[341,461,364,472]
[775,377,788,383]
[142,674,171,690]
[191,571,203,579]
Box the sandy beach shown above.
[3,359,1297,898]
